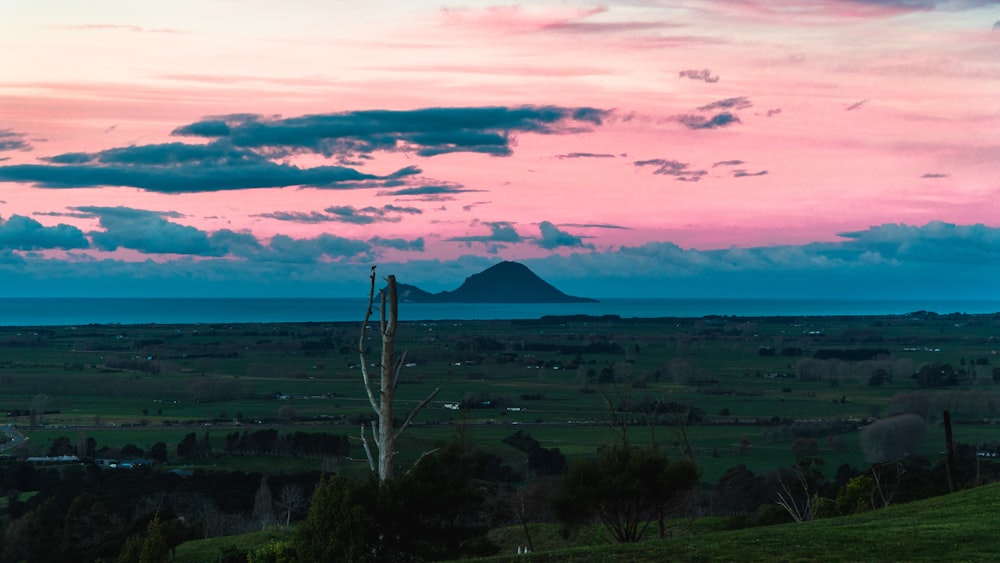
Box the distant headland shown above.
[395,261,598,304]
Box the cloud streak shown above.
[0,130,32,153]
[678,68,719,83]
[378,184,484,197]
[674,112,741,129]
[0,142,418,193]
[257,205,421,225]
[634,159,708,182]
[172,106,609,159]
[537,221,593,250]
[0,105,607,193]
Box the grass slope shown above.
[172,527,294,562]
[171,483,1000,562]
[492,483,1000,562]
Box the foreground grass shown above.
[483,482,1000,562]
[173,527,294,562]
[171,483,1000,562]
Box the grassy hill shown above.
[484,483,1000,562]
[172,483,1000,562]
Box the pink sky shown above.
[1,1,999,298]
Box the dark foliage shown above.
[914,362,959,387]
[502,431,566,477]
[551,444,698,543]
[813,348,890,361]
[294,441,505,561]
[222,429,350,457]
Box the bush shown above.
[216,544,248,563]
[551,444,698,543]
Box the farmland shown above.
[3,310,999,482]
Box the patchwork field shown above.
[3,310,999,483]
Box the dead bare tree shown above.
[359,267,441,480]
[275,483,306,525]
[775,470,814,523]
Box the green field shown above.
[4,312,1000,482]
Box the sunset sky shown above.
[2,0,999,299]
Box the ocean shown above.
[0,298,998,327]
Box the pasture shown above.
[2,310,1000,483]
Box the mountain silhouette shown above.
[396,261,597,303]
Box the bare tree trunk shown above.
[360,267,440,481]
[944,410,955,493]
[377,276,397,480]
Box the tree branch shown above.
[360,423,375,472]
[359,267,379,413]
[404,447,440,476]
[394,387,442,441]
[391,350,408,391]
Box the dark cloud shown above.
[73,206,228,255]
[678,68,719,83]
[257,205,421,224]
[675,113,741,129]
[536,221,594,250]
[0,215,89,250]
[207,229,263,256]
[535,221,1000,296]
[765,108,782,117]
[0,130,32,153]
[73,206,185,220]
[32,211,96,219]
[712,159,744,167]
[377,184,484,196]
[0,142,419,193]
[555,152,617,159]
[447,221,523,245]
[314,234,374,260]
[383,204,422,214]
[5,221,1000,300]
[324,205,422,224]
[462,201,491,212]
[835,221,1000,265]
[634,159,708,182]
[61,205,380,263]
[172,106,610,159]
[697,97,752,111]
[921,172,949,178]
[733,169,768,177]
[227,233,372,263]
[370,236,425,252]
[255,211,337,223]
[1,104,606,193]
[846,99,870,111]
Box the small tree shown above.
[252,477,275,530]
[294,476,377,562]
[118,513,170,563]
[551,444,698,543]
[860,414,926,464]
[359,267,440,480]
[275,483,306,525]
[859,414,926,507]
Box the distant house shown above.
[94,457,155,469]
[26,455,79,463]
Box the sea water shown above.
[0,298,998,327]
